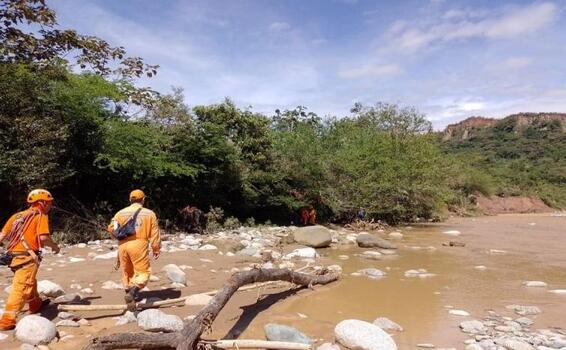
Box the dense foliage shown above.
[1,1,564,242]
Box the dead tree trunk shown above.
[83,268,338,350]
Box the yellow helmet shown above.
[129,189,145,201]
[27,189,53,203]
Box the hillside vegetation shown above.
[441,113,566,208]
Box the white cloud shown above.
[387,2,558,54]
[338,64,402,79]
[269,21,291,31]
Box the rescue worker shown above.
[108,189,161,306]
[0,189,60,330]
[308,206,317,225]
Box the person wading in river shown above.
[108,189,161,308]
[0,189,60,330]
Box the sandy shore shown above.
[1,213,565,349]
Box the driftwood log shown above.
[83,268,339,350]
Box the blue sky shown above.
[51,0,566,128]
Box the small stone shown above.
[115,311,137,326]
[416,344,434,348]
[474,266,487,271]
[185,293,213,306]
[81,288,94,294]
[78,318,90,326]
[373,317,403,331]
[442,230,461,236]
[264,323,312,344]
[56,319,80,327]
[523,281,547,288]
[459,320,486,334]
[317,343,340,350]
[162,264,187,285]
[137,309,184,332]
[515,317,533,326]
[54,293,81,304]
[101,281,123,290]
[449,310,470,316]
[37,280,65,298]
[57,311,76,320]
[505,305,541,316]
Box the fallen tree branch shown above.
[59,280,295,312]
[63,265,314,312]
[83,268,338,350]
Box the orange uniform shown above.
[0,208,49,325]
[108,203,161,289]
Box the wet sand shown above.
[1,213,565,349]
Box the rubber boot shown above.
[124,286,140,311]
[0,316,16,331]
[28,298,49,314]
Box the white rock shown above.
[198,244,218,250]
[16,315,57,345]
[38,280,65,298]
[115,311,137,326]
[162,264,187,285]
[549,289,566,294]
[56,319,80,327]
[185,293,213,306]
[137,309,184,332]
[284,247,318,259]
[335,319,397,350]
[69,257,85,263]
[449,310,470,316]
[523,281,547,288]
[443,230,461,236]
[357,269,387,279]
[388,232,403,240]
[81,288,94,294]
[361,251,382,260]
[101,281,123,290]
[0,332,7,341]
[459,320,486,334]
[317,343,340,350]
[373,317,403,331]
[505,305,541,316]
[474,266,487,271]
[92,251,118,260]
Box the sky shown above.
[50,0,566,129]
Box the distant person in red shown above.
[300,206,317,225]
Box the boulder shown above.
[335,319,397,350]
[264,323,312,344]
[373,317,403,332]
[137,309,184,332]
[38,280,65,298]
[292,226,332,248]
[356,234,396,249]
[162,264,187,285]
[15,315,57,345]
[388,232,403,240]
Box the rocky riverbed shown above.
[1,213,565,349]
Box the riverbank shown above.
[1,213,565,349]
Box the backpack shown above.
[114,208,142,241]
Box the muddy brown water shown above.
[1,214,565,349]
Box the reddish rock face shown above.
[442,113,566,141]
